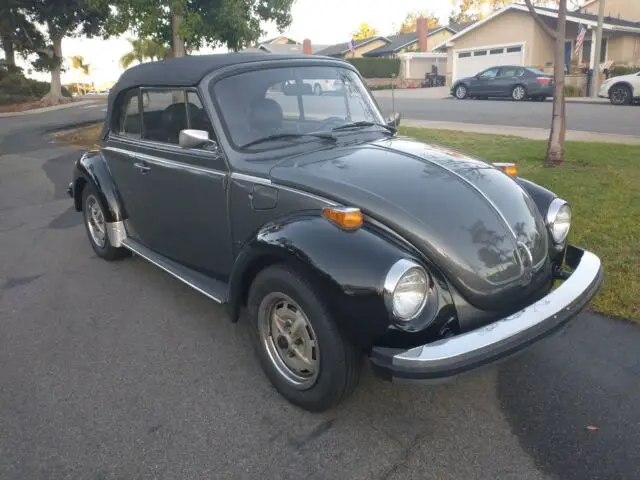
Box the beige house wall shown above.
[579,0,640,22]
[608,36,640,64]
[427,30,453,51]
[350,39,388,58]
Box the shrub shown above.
[346,58,400,78]
[0,65,71,103]
[367,84,394,90]
[610,65,640,77]
[564,84,582,97]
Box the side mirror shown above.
[387,112,401,128]
[179,129,211,149]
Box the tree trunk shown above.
[546,0,567,167]
[171,13,186,58]
[46,36,63,100]
[1,34,16,69]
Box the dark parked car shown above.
[68,53,602,412]
[452,65,554,101]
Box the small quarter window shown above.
[118,89,141,137]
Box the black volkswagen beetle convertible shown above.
[68,53,603,411]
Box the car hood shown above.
[268,136,550,311]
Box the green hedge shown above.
[346,58,400,79]
[610,65,640,77]
[0,65,71,104]
[564,84,582,97]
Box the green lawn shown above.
[56,123,640,322]
[400,126,640,322]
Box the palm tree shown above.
[70,55,91,94]
[120,38,169,69]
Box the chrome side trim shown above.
[230,172,272,185]
[121,239,224,303]
[104,146,227,178]
[391,249,602,369]
[106,220,127,248]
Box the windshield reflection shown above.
[211,65,386,150]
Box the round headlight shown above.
[384,259,429,321]
[547,198,572,244]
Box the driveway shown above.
[1,104,640,479]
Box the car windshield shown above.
[210,65,387,150]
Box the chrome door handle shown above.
[133,161,150,173]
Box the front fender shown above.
[72,149,125,222]
[227,212,418,349]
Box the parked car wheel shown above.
[609,84,632,106]
[247,264,361,412]
[81,185,128,261]
[454,84,468,99]
[314,84,323,96]
[511,85,527,101]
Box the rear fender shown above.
[72,149,126,223]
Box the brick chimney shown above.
[303,38,312,55]
[416,17,428,52]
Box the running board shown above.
[121,238,228,303]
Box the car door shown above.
[469,67,501,95]
[495,66,523,96]
[133,87,233,279]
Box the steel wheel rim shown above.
[611,87,628,104]
[258,292,319,389]
[513,86,525,100]
[456,86,466,98]
[85,194,106,248]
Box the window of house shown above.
[473,50,488,56]
[507,46,522,53]
[458,52,472,58]
[490,48,505,55]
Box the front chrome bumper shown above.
[370,245,604,384]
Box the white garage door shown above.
[454,45,524,82]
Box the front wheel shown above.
[247,264,361,412]
[313,84,322,96]
[454,84,468,99]
[609,85,632,105]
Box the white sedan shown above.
[599,71,640,106]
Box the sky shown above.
[8,0,457,86]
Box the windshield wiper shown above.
[239,132,337,149]
[331,121,396,134]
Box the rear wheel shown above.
[247,264,361,412]
[454,84,468,99]
[609,84,632,105]
[511,85,527,101]
[82,184,128,261]
[314,84,322,96]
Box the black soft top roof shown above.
[101,52,343,138]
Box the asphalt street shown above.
[1,102,640,480]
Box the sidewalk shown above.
[403,119,640,145]
[0,99,104,118]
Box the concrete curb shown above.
[441,95,611,105]
[0,100,102,118]
[403,119,640,145]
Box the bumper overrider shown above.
[370,245,604,383]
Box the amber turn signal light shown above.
[322,207,363,230]
[493,162,517,176]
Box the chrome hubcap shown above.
[456,86,466,98]
[85,195,106,247]
[259,293,319,389]
[611,87,628,104]
[513,87,525,100]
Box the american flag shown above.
[575,24,587,57]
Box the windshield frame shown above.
[203,59,389,159]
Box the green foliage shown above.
[352,22,378,41]
[397,11,440,34]
[564,84,582,97]
[610,65,640,77]
[346,58,400,79]
[92,0,295,53]
[0,64,70,104]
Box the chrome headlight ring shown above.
[383,259,431,322]
[546,198,572,245]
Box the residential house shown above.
[433,3,640,86]
[363,26,461,58]
[315,37,389,58]
[242,36,330,55]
